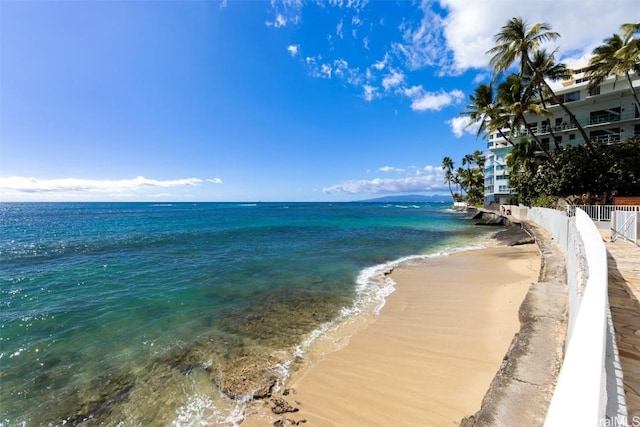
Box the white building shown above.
[484,66,640,205]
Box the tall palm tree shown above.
[461,83,514,145]
[586,25,640,114]
[526,49,572,149]
[506,137,540,178]
[496,73,557,162]
[441,156,456,200]
[487,17,592,146]
[472,150,485,169]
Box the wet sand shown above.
[243,244,540,426]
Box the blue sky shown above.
[0,0,634,202]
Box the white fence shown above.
[577,204,640,222]
[612,211,638,243]
[527,208,627,427]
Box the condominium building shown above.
[483,67,640,205]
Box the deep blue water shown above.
[0,202,492,426]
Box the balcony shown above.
[515,109,639,138]
[591,133,622,144]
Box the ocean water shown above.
[0,202,494,426]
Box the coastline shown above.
[241,238,541,426]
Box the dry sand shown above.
[243,244,540,426]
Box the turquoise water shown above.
[0,202,492,426]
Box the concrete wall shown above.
[525,208,627,426]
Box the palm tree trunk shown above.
[528,57,594,147]
[625,72,640,116]
[497,129,516,146]
[523,119,554,159]
[536,86,563,150]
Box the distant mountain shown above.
[357,194,452,203]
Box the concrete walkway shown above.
[602,231,640,421]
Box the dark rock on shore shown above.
[493,225,535,246]
[271,397,300,414]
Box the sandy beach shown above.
[243,243,541,426]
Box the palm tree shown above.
[457,152,486,206]
[506,137,540,178]
[441,156,456,200]
[496,73,555,160]
[472,150,485,170]
[586,24,640,114]
[526,49,572,149]
[461,83,514,145]
[487,17,592,146]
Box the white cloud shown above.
[446,116,478,138]
[372,53,389,70]
[402,85,422,98]
[393,5,448,71]
[265,0,303,28]
[378,166,405,173]
[381,69,405,91]
[207,178,224,184]
[0,176,206,194]
[405,88,465,112]
[269,0,634,112]
[438,0,636,73]
[333,58,349,76]
[323,169,447,194]
[362,84,378,101]
[266,13,288,28]
[320,63,332,78]
[287,44,300,56]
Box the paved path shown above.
[602,231,640,420]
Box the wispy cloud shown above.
[0,176,211,194]
[265,0,303,28]
[381,69,405,91]
[392,5,449,71]
[362,84,378,101]
[323,175,447,195]
[378,166,405,173]
[336,18,344,39]
[287,44,300,56]
[404,88,464,112]
[372,53,389,71]
[323,165,447,194]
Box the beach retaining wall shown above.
[527,207,627,426]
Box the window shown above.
[564,91,580,102]
[569,134,576,140]
[555,117,563,125]
[589,85,600,96]
[541,120,550,133]
[541,138,550,150]
[590,108,620,124]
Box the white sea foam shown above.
[172,394,246,427]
